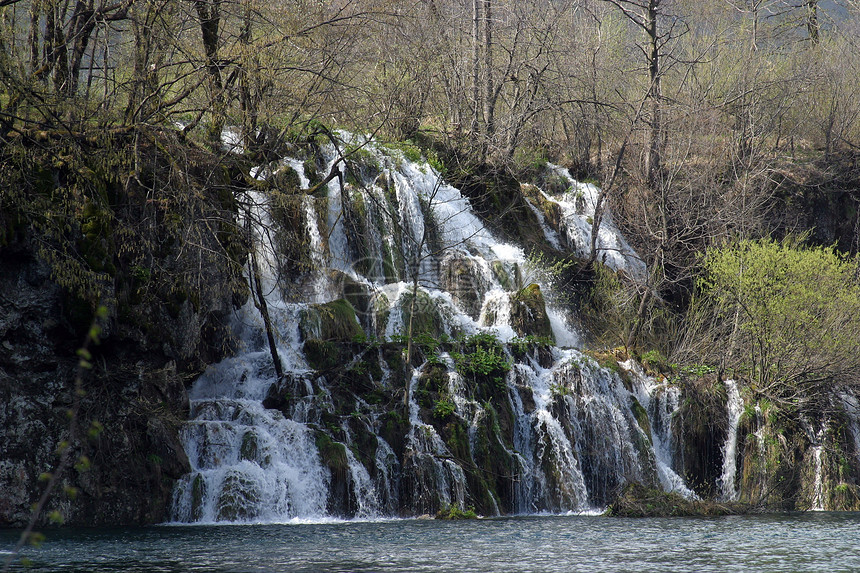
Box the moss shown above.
[239,432,258,462]
[303,158,321,188]
[443,418,471,461]
[216,472,260,521]
[735,402,806,509]
[443,257,485,319]
[270,190,312,278]
[509,283,555,342]
[606,483,748,517]
[190,474,205,521]
[491,260,513,291]
[520,183,562,230]
[380,407,409,457]
[399,289,444,339]
[301,298,363,342]
[416,362,449,410]
[316,433,349,473]
[303,339,339,371]
[629,396,652,441]
[271,164,301,192]
[673,376,729,499]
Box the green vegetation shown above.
[435,504,478,520]
[450,334,512,395]
[433,399,456,420]
[605,483,747,517]
[697,237,860,405]
[301,299,363,342]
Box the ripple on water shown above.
[3,513,860,572]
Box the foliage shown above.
[435,504,477,520]
[510,335,554,356]
[450,333,511,394]
[432,399,456,419]
[698,237,860,404]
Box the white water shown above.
[718,380,743,501]
[531,165,646,280]
[170,137,695,522]
[625,360,697,499]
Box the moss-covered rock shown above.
[398,289,446,339]
[490,260,514,291]
[442,255,488,320]
[510,284,554,342]
[629,396,652,442]
[521,183,563,230]
[673,376,728,499]
[239,431,258,462]
[216,471,261,521]
[735,399,807,510]
[303,339,341,371]
[315,432,354,516]
[435,504,477,519]
[605,482,747,517]
[300,298,363,342]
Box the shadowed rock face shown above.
[0,241,228,527]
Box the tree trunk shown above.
[246,209,284,382]
[806,0,819,46]
[194,0,225,145]
[482,0,494,141]
[471,0,481,135]
[645,0,662,190]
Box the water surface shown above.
[3,513,858,572]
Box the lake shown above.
[3,513,859,572]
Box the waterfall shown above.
[718,380,743,501]
[169,138,696,522]
[626,360,697,499]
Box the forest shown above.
[3,0,860,530]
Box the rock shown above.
[605,482,747,517]
[509,284,555,342]
[300,298,363,342]
[442,255,489,320]
[0,238,220,527]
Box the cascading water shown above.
[170,137,696,522]
[718,379,743,501]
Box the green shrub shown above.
[433,399,456,419]
[698,237,860,404]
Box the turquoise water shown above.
[3,513,859,572]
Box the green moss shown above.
[399,289,444,339]
[629,396,652,441]
[216,472,260,521]
[416,362,449,410]
[190,474,205,521]
[303,339,339,371]
[509,283,555,342]
[316,433,349,473]
[303,158,321,187]
[490,260,513,291]
[272,165,301,192]
[239,432,258,462]
[301,298,363,342]
[606,483,747,517]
